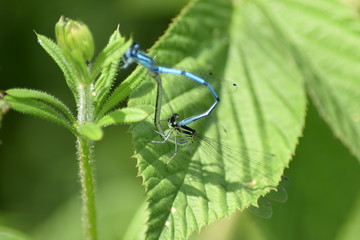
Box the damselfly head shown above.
[167,113,180,127]
[131,41,140,52]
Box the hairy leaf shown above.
[36,34,78,98]
[94,29,132,115]
[5,96,75,134]
[91,31,130,82]
[128,0,306,239]
[96,66,147,120]
[264,0,360,161]
[97,107,150,127]
[6,88,75,122]
[78,123,103,141]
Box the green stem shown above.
[77,83,97,240]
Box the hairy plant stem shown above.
[77,82,97,240]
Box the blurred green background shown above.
[0,0,359,239]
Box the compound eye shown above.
[133,41,139,49]
[130,41,139,52]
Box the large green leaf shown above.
[264,0,360,161]
[128,0,306,239]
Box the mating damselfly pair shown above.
[121,42,287,218]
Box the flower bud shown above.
[55,16,94,62]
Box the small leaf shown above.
[78,123,103,141]
[36,33,78,98]
[96,66,147,120]
[91,35,131,82]
[94,30,131,114]
[6,88,75,122]
[97,107,150,127]
[4,95,76,134]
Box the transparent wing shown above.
[266,176,289,203]
[247,176,289,218]
[193,134,277,189]
[170,132,284,218]
[247,197,273,218]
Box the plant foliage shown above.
[128,0,308,239]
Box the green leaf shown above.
[0,226,31,240]
[96,66,148,121]
[336,193,360,240]
[128,0,306,239]
[245,103,360,240]
[93,29,132,115]
[4,95,76,134]
[97,107,150,127]
[262,0,360,162]
[78,123,103,141]
[91,31,131,82]
[36,33,78,98]
[6,88,75,122]
[123,202,147,240]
